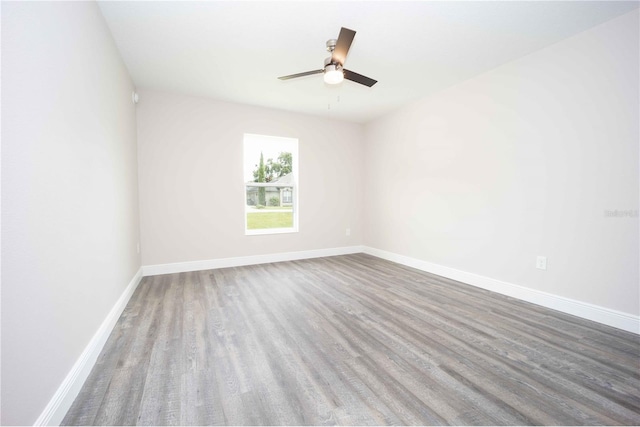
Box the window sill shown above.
[245,227,298,236]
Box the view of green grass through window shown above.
[243,134,298,234]
[246,209,293,230]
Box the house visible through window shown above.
[243,134,298,235]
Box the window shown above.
[282,188,292,204]
[243,134,298,235]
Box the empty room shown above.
[2,1,639,425]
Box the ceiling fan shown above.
[278,27,377,87]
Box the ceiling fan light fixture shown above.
[324,64,344,85]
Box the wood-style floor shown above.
[63,254,640,425]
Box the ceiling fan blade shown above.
[278,69,324,80]
[344,69,377,87]
[332,27,356,66]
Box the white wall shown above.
[136,90,363,266]
[364,10,639,316]
[1,2,140,424]
[1,4,636,424]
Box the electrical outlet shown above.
[536,256,547,270]
[345,228,351,236]
[137,243,140,254]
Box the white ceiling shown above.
[98,1,639,123]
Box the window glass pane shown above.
[245,185,294,230]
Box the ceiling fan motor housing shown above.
[324,56,343,72]
[324,56,342,68]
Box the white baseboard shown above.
[141,245,365,276]
[363,246,639,335]
[34,268,144,426]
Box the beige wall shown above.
[1,2,141,424]
[136,90,364,266]
[363,10,639,316]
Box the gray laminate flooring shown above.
[62,253,640,425]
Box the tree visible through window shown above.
[244,134,298,234]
